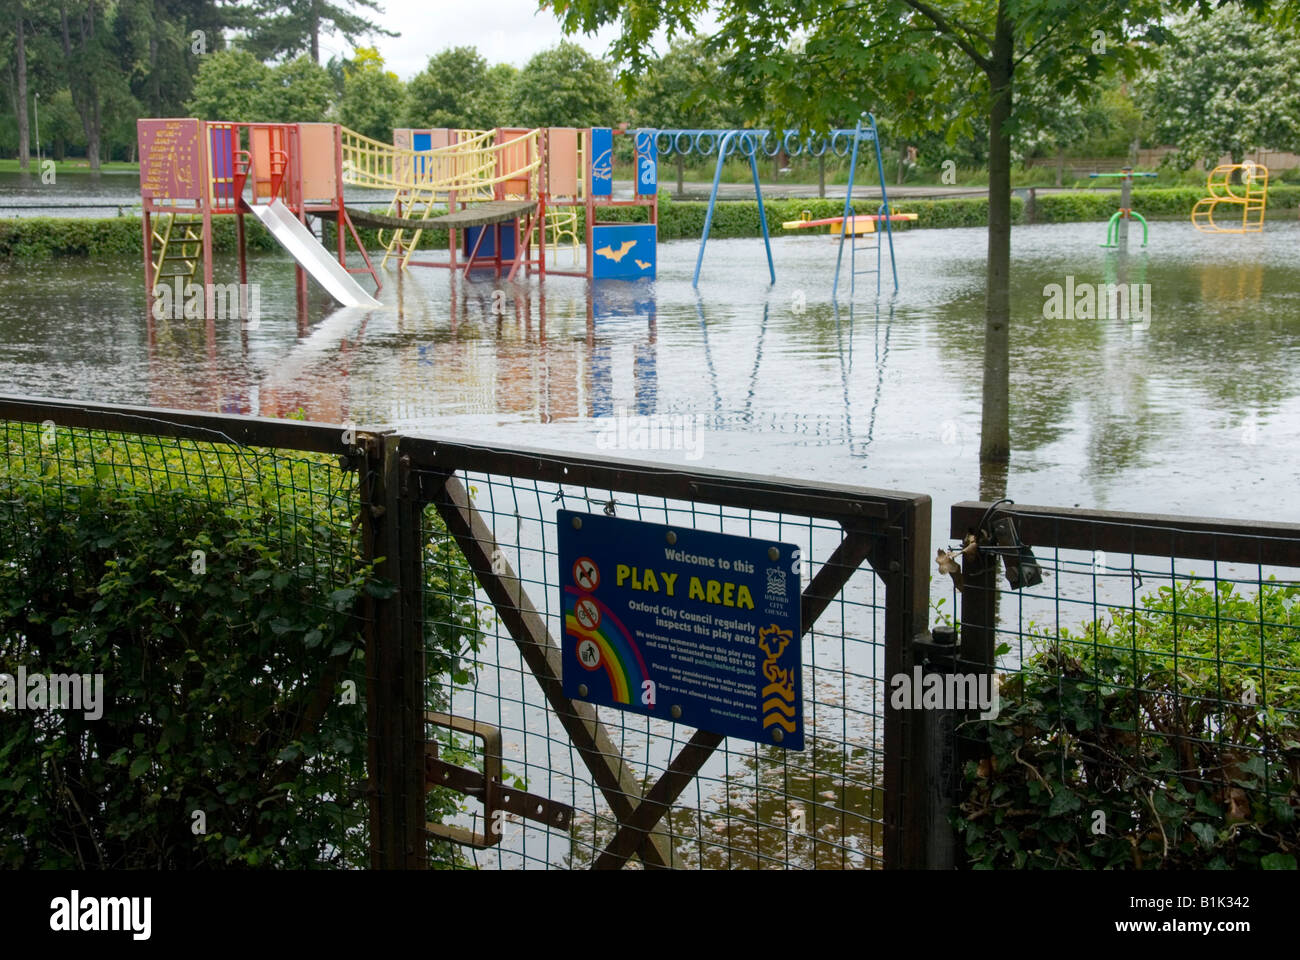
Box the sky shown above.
[313,0,718,79]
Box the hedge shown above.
[956,580,1299,870]
[0,420,484,867]
[1036,184,1300,223]
[4,184,1296,260]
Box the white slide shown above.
[244,199,382,308]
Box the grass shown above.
[0,157,140,174]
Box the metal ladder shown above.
[832,114,899,300]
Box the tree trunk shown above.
[310,0,320,62]
[1055,146,1064,188]
[16,11,28,170]
[898,143,907,185]
[60,1,102,171]
[980,4,1014,464]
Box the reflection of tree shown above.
[932,245,1300,486]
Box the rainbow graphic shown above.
[563,586,650,706]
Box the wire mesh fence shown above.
[0,394,929,871]
[949,502,1300,869]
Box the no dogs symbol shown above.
[572,556,600,591]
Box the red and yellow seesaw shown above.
[781,211,918,235]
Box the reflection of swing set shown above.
[1191,163,1269,233]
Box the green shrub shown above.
[957,580,1300,869]
[0,421,484,867]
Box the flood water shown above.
[4,218,1299,866]
[4,219,1299,528]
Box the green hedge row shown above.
[1036,184,1300,223]
[5,184,1296,259]
[0,215,280,259]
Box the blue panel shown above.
[591,223,656,280]
[635,129,657,196]
[558,509,803,750]
[463,222,517,261]
[590,127,613,197]
[413,132,431,179]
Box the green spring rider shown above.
[1090,168,1157,248]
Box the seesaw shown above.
[782,212,918,235]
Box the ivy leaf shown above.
[1048,787,1082,816]
[128,755,151,780]
[1191,821,1217,849]
[1261,853,1297,870]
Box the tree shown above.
[10,1,30,169]
[186,47,271,120]
[627,37,740,129]
[187,49,331,121]
[1140,7,1300,169]
[242,0,395,64]
[480,62,517,128]
[403,46,497,129]
[337,45,403,139]
[546,0,1187,464]
[514,41,623,128]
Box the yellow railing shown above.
[1191,163,1269,234]
[340,126,541,197]
[339,126,542,268]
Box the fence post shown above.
[911,625,959,868]
[363,433,426,868]
[883,496,932,868]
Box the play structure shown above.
[782,212,917,235]
[137,119,660,310]
[375,125,657,279]
[1088,167,1157,248]
[139,120,381,309]
[653,115,902,297]
[1191,163,1269,233]
[138,114,907,311]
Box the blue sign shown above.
[592,223,656,280]
[558,509,803,749]
[590,127,613,196]
[635,129,657,196]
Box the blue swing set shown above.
[650,114,900,297]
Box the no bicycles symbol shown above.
[573,556,600,591]
[574,597,600,630]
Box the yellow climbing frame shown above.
[1191,163,1268,234]
[339,126,542,268]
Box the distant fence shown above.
[1030,148,1300,180]
[0,395,933,869]
[947,501,1300,869]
